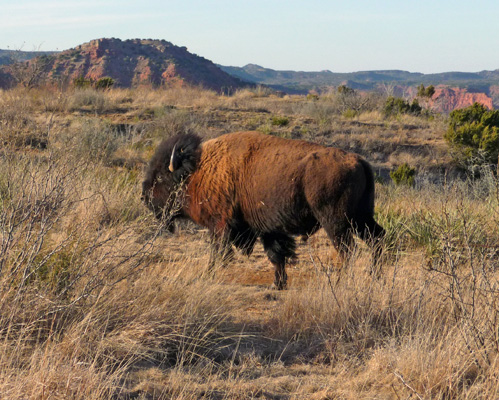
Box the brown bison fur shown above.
[142,131,385,289]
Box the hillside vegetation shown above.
[0,84,498,399]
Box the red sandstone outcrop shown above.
[428,86,493,113]
[4,38,247,92]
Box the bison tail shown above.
[358,159,376,215]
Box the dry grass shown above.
[0,85,498,399]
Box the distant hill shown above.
[0,38,249,92]
[220,64,499,110]
[0,49,57,66]
[219,64,424,93]
[220,63,499,94]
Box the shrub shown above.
[34,244,75,294]
[417,84,435,98]
[306,93,319,101]
[144,108,207,140]
[62,119,124,162]
[390,163,417,186]
[342,109,358,119]
[94,77,115,90]
[0,100,48,149]
[337,85,355,95]
[383,96,422,117]
[271,115,289,126]
[68,89,108,112]
[444,102,499,168]
[336,86,369,114]
[73,76,92,88]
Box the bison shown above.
[142,131,385,289]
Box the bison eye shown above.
[157,176,163,183]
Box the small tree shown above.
[335,85,371,114]
[383,96,422,118]
[8,52,51,88]
[337,85,355,96]
[417,84,435,98]
[445,102,499,169]
[390,163,417,186]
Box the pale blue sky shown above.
[2,0,499,73]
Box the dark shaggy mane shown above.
[145,133,202,183]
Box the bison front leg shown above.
[208,230,234,270]
[261,232,296,290]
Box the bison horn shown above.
[169,144,177,172]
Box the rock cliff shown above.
[429,86,493,113]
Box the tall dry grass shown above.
[0,85,498,398]
[0,143,243,398]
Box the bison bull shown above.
[142,131,385,289]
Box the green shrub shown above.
[257,124,273,135]
[417,84,435,98]
[337,85,355,95]
[73,76,92,88]
[390,163,417,186]
[445,102,499,168]
[271,115,289,126]
[404,210,441,257]
[383,96,422,117]
[74,76,115,91]
[35,247,74,294]
[94,77,115,90]
[342,109,358,119]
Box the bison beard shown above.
[142,131,385,289]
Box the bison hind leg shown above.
[355,215,385,276]
[356,216,385,245]
[321,221,354,272]
[261,232,296,290]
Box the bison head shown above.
[142,133,202,228]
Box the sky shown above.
[2,0,499,74]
